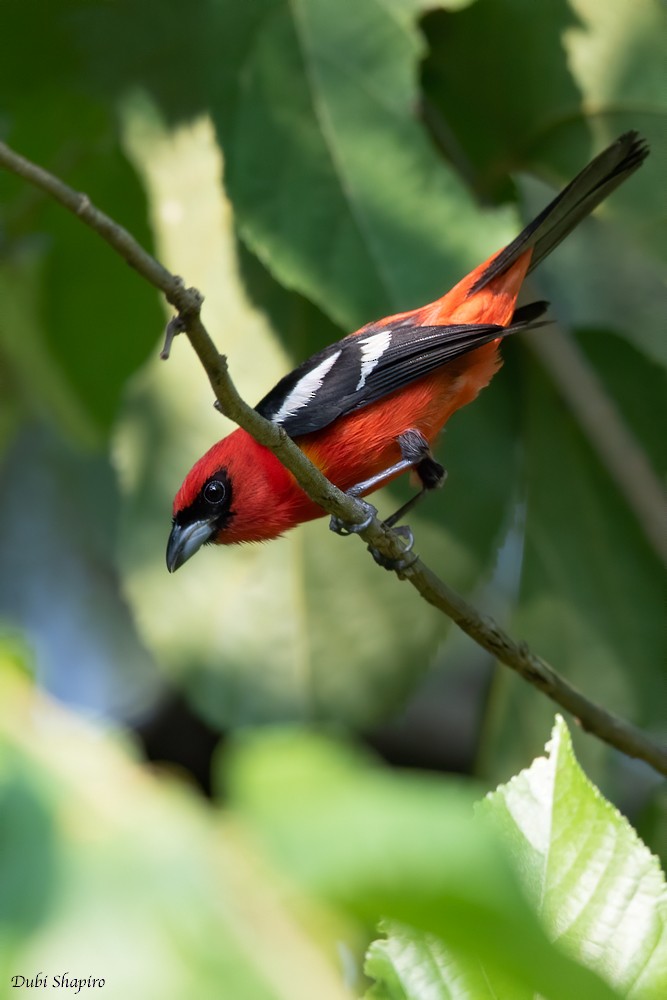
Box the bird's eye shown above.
[204,480,226,504]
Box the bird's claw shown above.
[329,500,377,536]
[330,501,417,573]
[369,525,418,574]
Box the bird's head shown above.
[166,441,234,573]
[166,429,301,569]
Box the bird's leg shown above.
[329,430,446,571]
[384,430,447,528]
[328,441,419,537]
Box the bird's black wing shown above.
[255,302,547,437]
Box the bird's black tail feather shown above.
[470,132,648,294]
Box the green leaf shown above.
[479,341,666,785]
[0,252,95,446]
[423,0,588,199]
[576,333,666,479]
[206,0,515,330]
[517,176,667,370]
[0,87,162,437]
[72,0,212,124]
[0,0,89,98]
[559,0,667,264]
[482,716,667,999]
[364,919,510,1000]
[423,0,666,257]
[423,0,667,382]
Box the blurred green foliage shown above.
[1,677,665,998]
[0,0,665,994]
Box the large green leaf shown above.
[559,0,667,263]
[422,0,667,390]
[480,345,666,785]
[205,0,515,330]
[0,0,90,98]
[72,0,212,124]
[518,339,666,713]
[482,716,667,999]
[422,0,667,484]
[0,84,162,436]
[423,0,587,199]
[423,0,666,257]
[0,254,94,446]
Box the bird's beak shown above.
[166,519,216,573]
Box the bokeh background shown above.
[0,1,665,996]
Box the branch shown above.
[1,139,664,778]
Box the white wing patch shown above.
[271,350,342,425]
[356,330,392,391]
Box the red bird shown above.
[167,133,647,572]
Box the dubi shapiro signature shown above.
[10,974,105,994]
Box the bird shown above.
[167,131,648,573]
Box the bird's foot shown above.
[329,500,377,536]
[369,524,418,574]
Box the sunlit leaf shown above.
[482,716,667,999]
[364,920,521,1000]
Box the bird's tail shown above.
[470,131,648,294]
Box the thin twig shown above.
[1,139,664,778]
